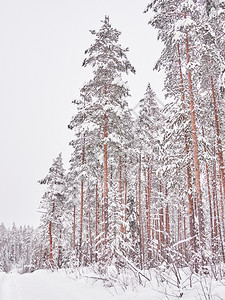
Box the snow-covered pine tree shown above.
[69,92,102,265]
[145,0,225,268]
[63,158,80,265]
[0,224,38,273]
[69,16,135,267]
[0,223,9,272]
[135,83,164,267]
[38,153,66,269]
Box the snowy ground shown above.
[0,268,225,300]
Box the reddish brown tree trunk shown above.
[101,181,104,245]
[79,177,84,265]
[73,205,76,251]
[177,43,196,253]
[119,156,123,233]
[49,202,55,267]
[87,184,93,263]
[212,155,218,254]
[217,172,225,262]
[211,76,225,199]
[79,99,86,265]
[139,153,144,267]
[135,179,139,248]
[49,220,53,265]
[165,187,170,248]
[95,180,98,260]
[202,127,214,250]
[211,75,225,244]
[144,167,148,242]
[184,18,205,250]
[159,181,164,257]
[147,162,153,246]
[124,176,127,234]
[103,113,108,242]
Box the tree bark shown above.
[49,201,55,267]
[88,184,93,263]
[184,18,205,251]
[95,180,98,261]
[202,127,214,251]
[79,177,84,265]
[103,113,108,242]
[119,156,123,233]
[211,76,225,200]
[73,205,76,251]
[159,181,164,257]
[177,43,196,253]
[124,176,127,235]
[165,187,170,248]
[147,162,153,249]
[79,108,86,265]
[139,153,144,267]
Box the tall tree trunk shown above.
[184,17,205,251]
[218,170,225,262]
[119,156,123,233]
[49,202,55,267]
[177,43,196,254]
[79,177,84,265]
[202,127,214,251]
[101,176,104,247]
[79,96,86,266]
[165,186,170,258]
[212,153,218,254]
[49,220,53,266]
[103,113,108,243]
[159,181,164,258]
[139,153,144,267]
[124,176,127,235]
[147,161,153,254]
[95,180,98,261]
[211,75,225,239]
[211,76,225,199]
[79,134,85,266]
[73,205,76,251]
[88,183,93,263]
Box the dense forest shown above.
[1,0,225,283]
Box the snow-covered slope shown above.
[0,270,159,300]
[0,269,225,300]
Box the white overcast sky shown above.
[0,0,164,228]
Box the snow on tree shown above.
[38,153,67,268]
[69,16,135,267]
[134,83,164,267]
[145,0,225,268]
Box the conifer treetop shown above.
[82,16,135,76]
[38,153,65,186]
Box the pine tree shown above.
[69,16,135,266]
[38,153,66,268]
[135,83,163,267]
[145,0,225,268]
